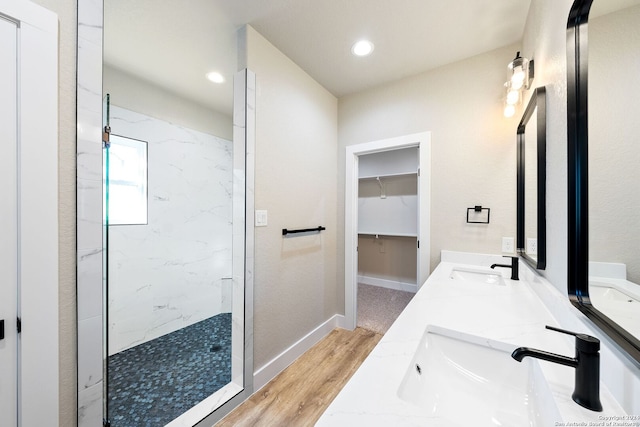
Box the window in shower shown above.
[108,134,148,225]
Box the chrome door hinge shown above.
[103,125,111,149]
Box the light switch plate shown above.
[255,210,268,227]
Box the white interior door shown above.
[0,15,19,427]
[0,2,59,424]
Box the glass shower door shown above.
[102,93,110,426]
[102,94,237,426]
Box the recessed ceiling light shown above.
[206,71,225,84]
[351,40,374,57]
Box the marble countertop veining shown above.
[316,251,627,426]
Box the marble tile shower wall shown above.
[107,106,233,355]
[77,0,105,422]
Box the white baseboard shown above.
[357,275,417,293]
[253,314,346,391]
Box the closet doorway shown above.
[345,133,431,331]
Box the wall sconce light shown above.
[508,51,534,90]
[503,51,534,117]
[503,104,516,118]
[503,80,520,117]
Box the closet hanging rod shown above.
[282,226,326,236]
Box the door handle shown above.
[0,319,4,340]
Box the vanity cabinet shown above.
[357,147,421,291]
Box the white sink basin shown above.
[589,281,640,337]
[397,326,561,426]
[590,282,637,303]
[449,268,506,286]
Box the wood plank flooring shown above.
[216,327,382,426]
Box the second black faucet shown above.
[490,255,519,280]
[511,325,603,412]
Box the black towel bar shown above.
[282,226,326,236]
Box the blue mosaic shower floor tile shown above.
[107,313,232,426]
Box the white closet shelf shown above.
[359,171,417,180]
[358,231,418,238]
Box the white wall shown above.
[107,106,232,355]
[338,43,522,312]
[521,0,574,293]
[29,0,76,424]
[239,26,339,371]
[104,65,233,140]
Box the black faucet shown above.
[511,325,603,412]
[490,256,519,280]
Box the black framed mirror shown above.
[517,86,546,270]
[567,0,640,364]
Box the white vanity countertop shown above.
[316,251,627,426]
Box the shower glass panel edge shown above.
[102,93,110,425]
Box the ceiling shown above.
[104,0,533,117]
